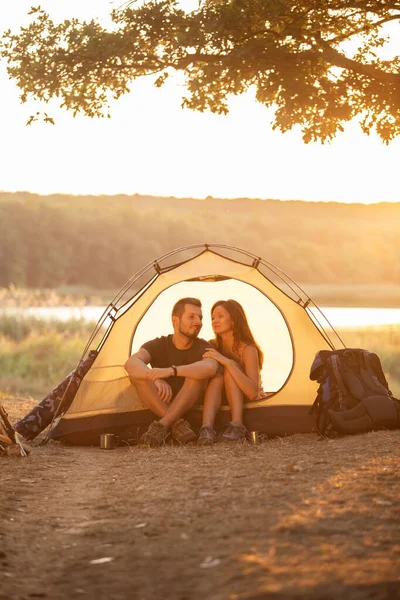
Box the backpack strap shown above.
[330,355,348,409]
[363,351,391,393]
[309,384,323,415]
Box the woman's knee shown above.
[206,374,224,391]
[224,372,243,401]
[204,375,223,404]
[224,369,238,388]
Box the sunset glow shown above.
[1,1,399,203]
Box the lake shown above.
[2,306,400,328]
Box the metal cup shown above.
[249,431,259,444]
[100,433,115,449]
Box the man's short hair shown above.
[172,297,202,319]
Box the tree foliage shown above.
[1,1,400,142]
[1,192,400,288]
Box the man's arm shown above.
[125,347,173,402]
[146,358,218,382]
[124,348,152,380]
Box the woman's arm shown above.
[146,358,218,382]
[203,346,260,400]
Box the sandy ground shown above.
[1,397,400,600]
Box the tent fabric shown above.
[50,245,344,444]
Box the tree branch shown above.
[328,13,400,44]
[315,33,400,83]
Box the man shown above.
[124,297,218,447]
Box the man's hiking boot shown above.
[197,424,217,446]
[219,421,248,442]
[139,421,169,447]
[171,418,197,445]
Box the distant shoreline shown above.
[1,283,400,309]
[1,190,400,206]
[303,283,400,308]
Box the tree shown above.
[1,0,400,142]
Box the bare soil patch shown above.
[1,397,400,600]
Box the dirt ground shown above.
[1,397,399,600]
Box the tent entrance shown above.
[131,278,294,394]
[47,245,345,444]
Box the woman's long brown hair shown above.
[212,299,264,368]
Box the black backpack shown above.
[309,348,400,436]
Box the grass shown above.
[0,285,114,307]
[304,283,400,308]
[0,316,96,398]
[1,315,400,400]
[337,325,400,397]
[0,314,96,341]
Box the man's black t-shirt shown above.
[141,335,210,396]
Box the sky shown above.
[1,1,400,203]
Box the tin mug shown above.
[249,431,259,444]
[100,433,115,449]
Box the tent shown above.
[49,244,345,444]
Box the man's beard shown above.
[179,324,200,340]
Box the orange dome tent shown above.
[48,244,344,444]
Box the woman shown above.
[198,299,264,444]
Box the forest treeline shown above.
[1,192,399,289]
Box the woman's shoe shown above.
[197,424,217,445]
[219,421,248,442]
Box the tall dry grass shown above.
[305,283,400,308]
[0,316,399,400]
[337,325,400,397]
[0,285,113,307]
[0,316,95,398]
[3,284,400,308]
